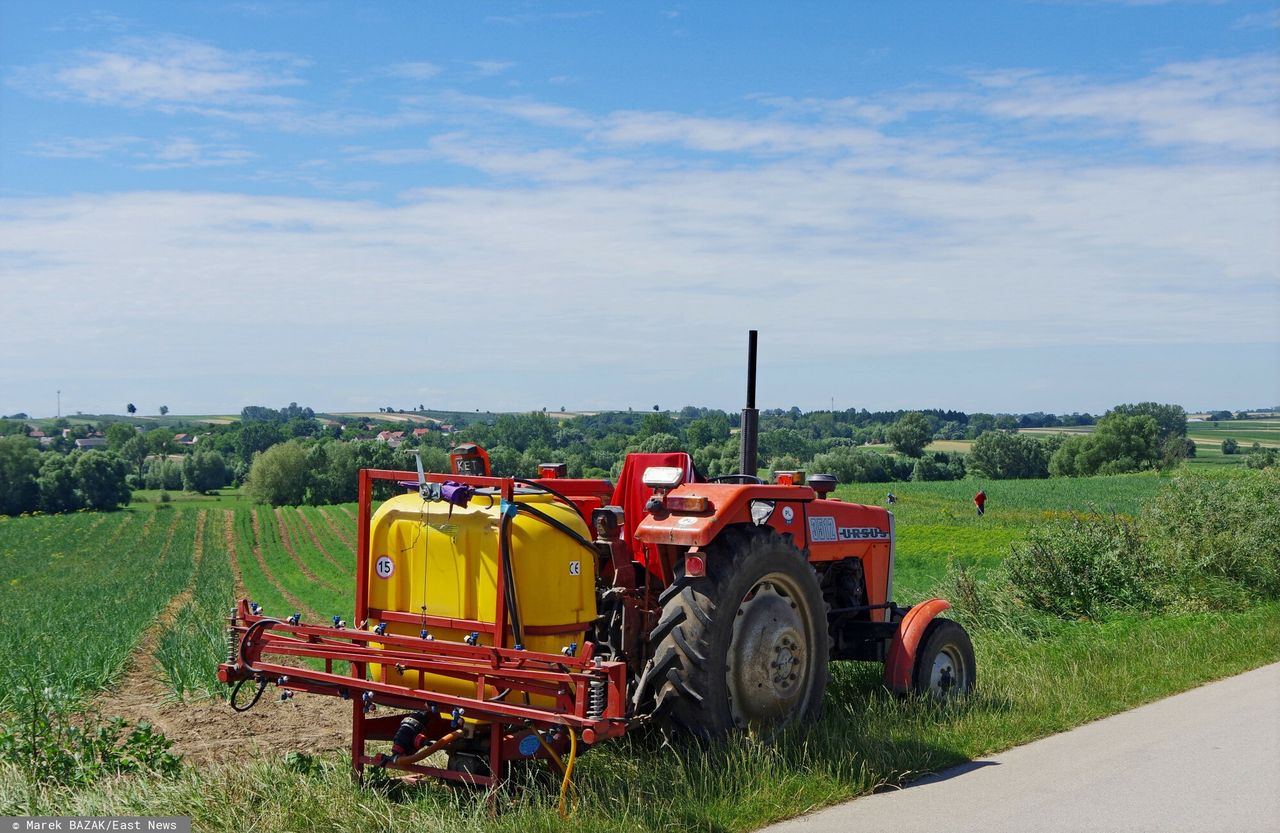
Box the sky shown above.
[1,1,1277,419]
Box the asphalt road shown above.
[767,662,1280,833]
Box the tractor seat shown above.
[610,452,696,562]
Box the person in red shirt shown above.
[974,490,986,516]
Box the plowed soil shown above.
[96,509,350,763]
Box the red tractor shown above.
[219,331,974,788]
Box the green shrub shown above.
[969,470,1280,624]
[1005,513,1155,619]
[1141,469,1280,608]
[0,684,181,786]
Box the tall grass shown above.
[5,603,1278,830]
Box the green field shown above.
[2,471,1277,831]
[1185,418,1280,448]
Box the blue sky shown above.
[1,1,1277,418]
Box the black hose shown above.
[514,503,600,558]
[230,677,268,712]
[513,478,580,510]
[500,506,525,649]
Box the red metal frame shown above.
[219,468,627,787]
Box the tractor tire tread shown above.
[640,528,828,737]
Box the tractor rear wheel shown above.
[911,618,975,699]
[643,529,828,736]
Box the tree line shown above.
[3,399,1273,514]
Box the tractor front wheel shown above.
[642,529,828,736]
[911,618,975,699]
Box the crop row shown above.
[0,509,199,708]
[156,511,236,700]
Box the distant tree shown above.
[1209,410,1233,421]
[244,441,309,506]
[105,422,136,451]
[182,450,229,494]
[126,403,137,415]
[1222,438,1239,455]
[638,411,674,438]
[235,421,285,463]
[759,429,812,464]
[808,447,911,483]
[686,414,731,449]
[159,405,169,416]
[145,428,178,458]
[0,419,30,437]
[653,405,660,412]
[37,454,83,513]
[886,412,932,458]
[911,451,966,482]
[1107,403,1186,442]
[119,434,148,479]
[969,431,1053,479]
[74,451,131,510]
[631,432,684,454]
[1246,448,1278,469]
[1050,414,1160,476]
[145,458,184,491]
[0,436,41,515]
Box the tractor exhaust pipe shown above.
[740,330,759,478]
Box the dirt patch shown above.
[96,508,351,763]
[296,510,353,576]
[97,679,351,765]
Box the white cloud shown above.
[472,60,516,77]
[1234,8,1280,29]
[135,137,255,169]
[3,52,1276,411]
[29,135,144,159]
[979,55,1280,152]
[485,10,602,26]
[21,35,305,108]
[388,62,442,81]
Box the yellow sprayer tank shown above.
[366,490,596,704]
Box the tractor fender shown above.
[883,598,952,694]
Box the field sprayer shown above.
[218,331,975,791]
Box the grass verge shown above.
[4,603,1277,831]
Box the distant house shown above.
[440,424,455,434]
[376,430,406,448]
[412,428,431,437]
[173,433,198,446]
[75,437,108,450]
[27,430,45,439]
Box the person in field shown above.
[887,491,897,504]
[974,490,986,517]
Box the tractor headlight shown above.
[642,466,685,490]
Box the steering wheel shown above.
[710,474,764,484]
